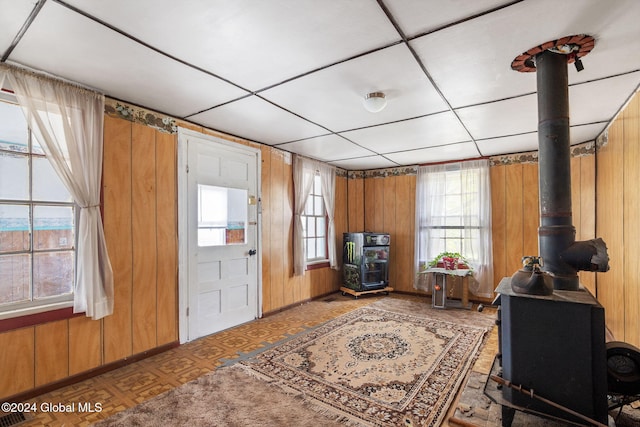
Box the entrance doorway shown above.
[178,128,261,343]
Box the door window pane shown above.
[198,184,247,246]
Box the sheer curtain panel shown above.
[414,159,494,298]
[3,64,114,319]
[293,155,337,275]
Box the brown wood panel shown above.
[522,163,539,256]
[571,156,582,242]
[347,177,364,232]
[490,165,507,286]
[623,95,640,346]
[372,178,385,232]
[102,115,133,363]
[505,164,524,275]
[68,316,101,375]
[597,118,625,339]
[131,123,158,354]
[34,320,68,387]
[335,175,347,276]
[260,146,272,313]
[394,174,415,292]
[364,177,376,231]
[578,155,597,294]
[269,150,285,311]
[332,175,348,292]
[383,177,397,288]
[0,327,34,396]
[156,131,178,345]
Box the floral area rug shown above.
[239,300,491,427]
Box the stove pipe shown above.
[536,50,609,291]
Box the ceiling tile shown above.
[3,0,639,168]
[340,112,470,154]
[410,0,640,108]
[569,72,640,126]
[329,156,398,171]
[386,0,511,38]
[276,134,375,162]
[477,133,538,157]
[189,96,329,145]
[9,2,248,118]
[384,141,481,166]
[62,0,401,91]
[477,123,608,157]
[260,43,449,132]
[0,0,36,56]
[456,95,538,140]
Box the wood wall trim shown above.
[0,308,80,334]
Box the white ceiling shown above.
[1,0,639,170]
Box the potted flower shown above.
[428,251,472,271]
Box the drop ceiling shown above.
[1,0,639,170]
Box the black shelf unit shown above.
[342,232,390,292]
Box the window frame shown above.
[301,172,329,268]
[416,164,482,270]
[0,97,77,320]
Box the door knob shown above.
[248,249,257,256]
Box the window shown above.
[301,173,327,264]
[419,167,480,259]
[415,160,493,297]
[0,99,75,317]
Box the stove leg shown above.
[502,406,515,427]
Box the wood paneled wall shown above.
[102,117,178,362]
[490,157,596,295]
[259,149,346,314]
[358,174,416,294]
[0,115,179,399]
[355,156,596,302]
[3,91,638,399]
[596,91,640,346]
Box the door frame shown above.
[177,127,262,343]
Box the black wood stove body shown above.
[496,279,608,425]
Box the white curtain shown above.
[414,159,494,298]
[318,160,337,270]
[3,64,114,319]
[293,155,337,276]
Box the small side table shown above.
[421,268,473,309]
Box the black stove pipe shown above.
[535,50,609,291]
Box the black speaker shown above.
[607,341,640,395]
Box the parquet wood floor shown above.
[10,293,497,427]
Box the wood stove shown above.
[489,37,611,426]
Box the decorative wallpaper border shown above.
[105,98,178,134]
[489,139,599,167]
[104,97,605,174]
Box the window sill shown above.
[306,260,330,270]
[0,302,82,333]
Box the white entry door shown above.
[179,129,260,342]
